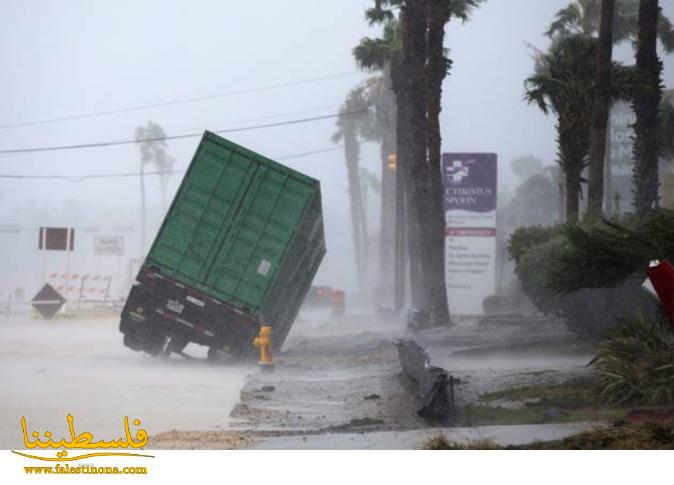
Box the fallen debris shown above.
[395,339,455,424]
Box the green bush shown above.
[550,211,674,292]
[507,210,674,336]
[511,231,568,314]
[591,316,674,405]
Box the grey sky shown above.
[0,0,672,295]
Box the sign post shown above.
[94,235,124,256]
[31,283,66,320]
[95,235,124,301]
[38,227,75,311]
[442,153,497,315]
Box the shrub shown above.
[507,210,674,336]
[591,316,674,405]
[422,435,501,450]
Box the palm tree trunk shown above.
[379,137,396,286]
[391,29,419,310]
[425,0,451,325]
[344,129,366,290]
[566,168,582,222]
[377,69,398,298]
[558,112,588,222]
[588,0,615,217]
[402,0,432,311]
[632,0,662,214]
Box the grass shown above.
[481,378,599,408]
[422,420,674,449]
[460,378,628,426]
[461,403,625,426]
[525,420,674,450]
[422,435,501,450]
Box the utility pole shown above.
[140,159,146,256]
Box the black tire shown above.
[163,335,189,357]
[207,346,234,363]
[123,332,144,351]
[143,333,168,356]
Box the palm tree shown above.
[587,0,616,217]
[355,15,421,309]
[549,0,673,216]
[632,0,663,214]
[547,0,674,50]
[332,86,373,290]
[348,24,400,294]
[134,121,175,253]
[355,75,398,293]
[525,34,633,221]
[399,0,437,316]
[356,0,483,321]
[660,97,674,162]
[425,0,483,324]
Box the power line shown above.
[165,103,341,137]
[0,110,367,155]
[0,170,185,182]
[0,146,345,182]
[0,72,361,130]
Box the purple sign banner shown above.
[442,153,497,213]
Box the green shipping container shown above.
[119,131,326,360]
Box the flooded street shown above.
[145,312,606,449]
[0,317,254,449]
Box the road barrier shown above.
[48,273,113,307]
[395,338,455,424]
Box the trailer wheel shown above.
[164,335,189,357]
[123,333,144,351]
[207,346,234,364]
[143,333,168,356]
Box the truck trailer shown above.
[120,131,326,361]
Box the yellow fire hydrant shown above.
[252,326,274,370]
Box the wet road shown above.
[0,317,253,449]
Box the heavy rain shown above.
[1,1,673,470]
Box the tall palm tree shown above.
[349,24,400,293]
[660,97,674,162]
[357,75,398,291]
[134,121,175,254]
[332,86,373,290]
[400,0,434,314]
[357,0,483,321]
[425,0,483,324]
[632,0,663,213]
[525,34,633,221]
[355,15,422,309]
[549,0,673,216]
[587,0,616,217]
[547,0,674,50]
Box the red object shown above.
[646,260,674,329]
[331,290,345,317]
[625,408,674,424]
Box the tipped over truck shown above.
[120,131,326,361]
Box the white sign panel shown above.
[442,153,497,314]
[94,235,124,256]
